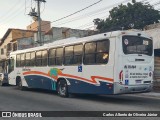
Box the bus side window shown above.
[25,52,31,66]
[64,46,73,65]
[55,48,63,65]
[16,54,21,67]
[96,40,109,64]
[74,44,82,64]
[84,42,96,64]
[42,50,48,66]
[20,53,25,67]
[30,52,35,66]
[49,48,56,66]
[36,51,42,66]
[84,39,110,65]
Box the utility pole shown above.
[29,0,46,46]
[35,0,46,46]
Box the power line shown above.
[76,0,160,30]
[51,0,103,23]
[31,0,132,30]
[53,0,132,27]
[0,0,21,19]
[0,1,28,27]
[0,0,25,22]
[29,0,103,31]
[1,0,159,39]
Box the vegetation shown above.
[94,0,160,32]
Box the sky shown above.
[0,0,160,38]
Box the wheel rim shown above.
[18,81,22,88]
[0,81,2,86]
[59,82,66,96]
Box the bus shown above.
[7,30,154,97]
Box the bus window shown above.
[55,48,63,65]
[96,40,109,64]
[20,53,25,67]
[122,36,153,56]
[16,54,21,67]
[8,58,14,73]
[25,52,31,66]
[84,42,96,64]
[30,52,35,66]
[64,46,73,65]
[74,44,83,64]
[84,40,109,64]
[36,51,42,66]
[49,49,56,66]
[42,50,48,66]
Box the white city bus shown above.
[7,30,154,97]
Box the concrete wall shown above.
[144,23,160,30]
[52,27,63,40]
[144,26,160,90]
[144,28,160,49]
[17,37,34,50]
[52,27,95,41]
[43,35,53,43]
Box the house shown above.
[0,29,36,72]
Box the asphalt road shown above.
[0,86,160,120]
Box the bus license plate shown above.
[136,80,142,84]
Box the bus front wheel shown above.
[0,81,4,86]
[57,80,69,98]
[16,78,25,91]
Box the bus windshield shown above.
[122,35,153,56]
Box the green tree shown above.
[94,0,160,32]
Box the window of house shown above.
[7,43,12,52]
[1,48,4,55]
[13,43,17,51]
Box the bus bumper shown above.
[114,82,153,94]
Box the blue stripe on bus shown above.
[67,78,113,94]
[24,75,56,90]
[24,75,113,94]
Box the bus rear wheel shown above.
[57,80,69,98]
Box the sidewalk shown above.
[136,84,160,97]
[133,86,160,98]
[126,88,160,98]
[137,91,160,98]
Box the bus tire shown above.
[0,81,4,86]
[16,77,25,91]
[57,79,69,98]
